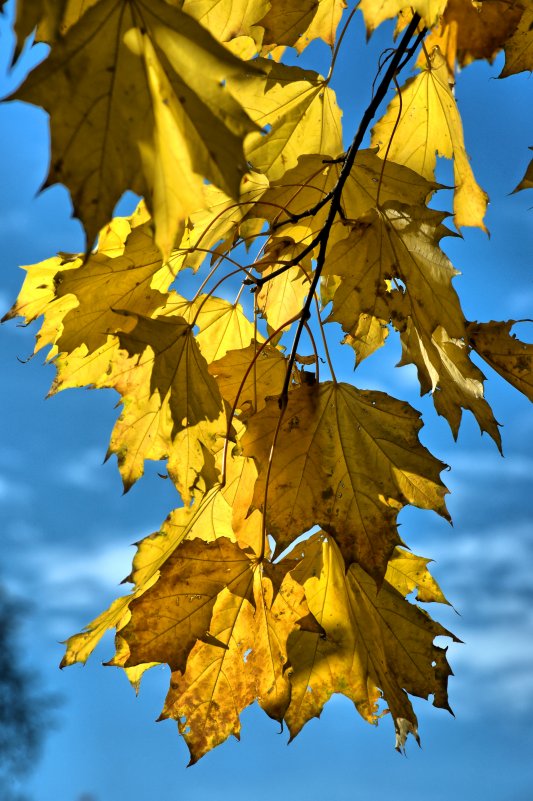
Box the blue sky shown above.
[0,3,532,800]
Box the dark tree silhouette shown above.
[0,585,54,801]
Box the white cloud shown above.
[0,472,32,504]
[57,447,108,490]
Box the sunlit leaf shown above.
[15,0,259,256]
[284,533,455,747]
[467,320,533,401]
[371,48,488,230]
[359,0,447,33]
[242,381,449,579]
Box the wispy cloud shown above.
[0,472,32,504]
[57,447,109,490]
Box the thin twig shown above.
[278,12,423,410]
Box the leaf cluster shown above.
[2,0,532,763]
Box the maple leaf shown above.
[467,320,533,402]
[259,0,346,52]
[62,466,257,668]
[119,537,255,671]
[160,559,320,763]
[284,533,456,748]
[358,0,447,33]
[208,342,287,414]
[54,224,170,354]
[230,58,343,181]
[385,546,450,604]
[499,2,533,77]
[371,48,488,230]
[512,148,533,193]
[14,0,260,257]
[169,171,268,273]
[248,149,438,259]
[192,294,259,363]
[6,0,68,55]
[255,239,313,333]
[107,313,228,495]
[418,0,524,75]
[242,381,449,580]
[396,318,502,446]
[182,0,270,48]
[322,202,501,443]
[323,203,464,352]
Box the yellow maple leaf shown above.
[208,341,287,414]
[255,239,313,333]
[242,381,449,580]
[259,0,345,52]
[160,561,319,763]
[105,313,228,494]
[182,0,269,48]
[371,48,488,230]
[396,318,502,446]
[467,320,533,402]
[61,483,236,667]
[55,224,169,354]
[285,533,456,748]
[359,0,447,33]
[230,58,342,180]
[170,171,268,273]
[341,316,390,366]
[324,203,464,355]
[192,294,259,363]
[119,537,255,671]
[385,546,450,604]
[15,0,260,257]
[248,149,437,258]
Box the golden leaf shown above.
[285,533,455,748]
[358,0,447,33]
[259,0,345,52]
[104,314,227,494]
[419,0,524,74]
[242,381,449,579]
[248,149,437,255]
[182,0,269,47]
[324,204,464,355]
[231,58,342,180]
[208,342,287,413]
[61,483,236,667]
[15,0,259,256]
[169,172,268,273]
[160,561,318,763]
[119,537,255,671]
[396,318,502,447]
[371,48,488,230]
[342,316,390,366]
[467,320,533,401]
[385,546,450,604]
[55,224,169,354]
[192,294,259,363]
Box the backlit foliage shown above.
[3,0,532,763]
